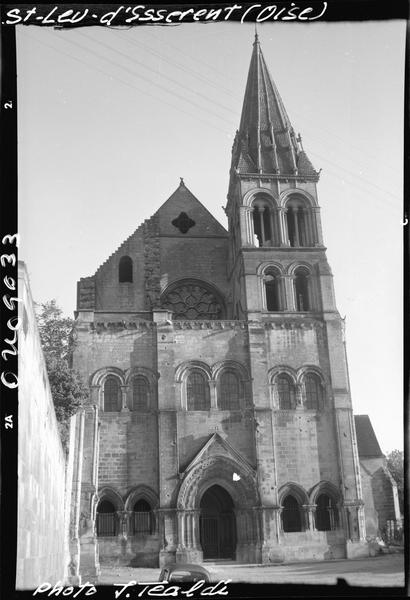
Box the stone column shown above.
[292,207,300,246]
[260,506,282,564]
[306,208,315,246]
[192,510,201,551]
[279,208,289,246]
[295,383,303,409]
[302,504,316,532]
[312,207,324,246]
[158,508,177,567]
[284,276,296,311]
[259,207,266,246]
[120,385,129,411]
[209,380,217,409]
[269,208,276,246]
[240,206,254,247]
[301,208,311,246]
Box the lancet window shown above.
[96,500,117,537]
[282,495,303,532]
[131,499,154,535]
[315,494,338,531]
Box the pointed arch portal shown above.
[200,485,236,560]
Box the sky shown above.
[16,20,405,453]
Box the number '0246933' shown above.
[1,234,21,390]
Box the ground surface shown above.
[98,552,405,588]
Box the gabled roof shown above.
[231,34,318,179]
[182,432,255,476]
[354,415,384,458]
[156,179,228,237]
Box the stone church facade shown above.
[70,36,374,578]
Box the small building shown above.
[355,415,401,540]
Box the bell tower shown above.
[226,34,368,558]
[226,32,329,320]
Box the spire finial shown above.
[180,177,185,186]
[254,24,259,45]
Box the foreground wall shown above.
[17,263,69,589]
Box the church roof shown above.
[156,178,228,237]
[231,34,318,179]
[354,415,384,458]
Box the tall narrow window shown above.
[187,371,210,411]
[315,494,338,531]
[96,500,117,537]
[285,198,310,247]
[132,376,149,411]
[294,267,310,311]
[265,269,281,311]
[119,256,133,283]
[282,495,302,532]
[104,376,121,412]
[219,371,239,410]
[132,499,154,535]
[305,373,323,409]
[277,375,295,409]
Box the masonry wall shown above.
[17,264,69,589]
[163,324,255,471]
[98,412,159,495]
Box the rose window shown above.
[161,283,223,320]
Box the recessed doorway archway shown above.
[199,485,236,560]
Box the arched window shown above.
[131,499,154,535]
[219,371,240,410]
[294,267,310,311]
[276,375,295,410]
[96,499,117,537]
[315,494,338,531]
[264,268,282,311]
[252,196,276,247]
[305,373,323,409]
[132,376,149,411]
[282,495,302,532]
[119,256,133,283]
[285,197,310,247]
[187,371,210,411]
[104,376,121,412]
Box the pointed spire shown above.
[231,36,317,179]
[254,24,259,45]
